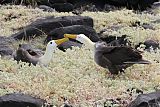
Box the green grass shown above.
[0,5,160,107]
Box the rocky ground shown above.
[0,2,160,107]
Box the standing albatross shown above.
[14,38,69,66]
[64,34,151,74]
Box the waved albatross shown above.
[14,38,69,66]
[64,34,151,74]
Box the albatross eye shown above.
[77,36,81,39]
[50,42,52,44]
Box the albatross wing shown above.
[123,59,151,64]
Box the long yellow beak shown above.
[54,38,69,45]
[64,34,77,39]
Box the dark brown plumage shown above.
[13,44,40,66]
[94,42,151,74]
[13,38,69,66]
[64,34,151,75]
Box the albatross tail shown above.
[123,59,151,64]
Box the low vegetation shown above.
[0,5,160,106]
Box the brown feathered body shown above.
[14,45,40,66]
[94,42,150,74]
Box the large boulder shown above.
[0,93,47,107]
[10,16,93,40]
[144,39,159,50]
[38,5,56,12]
[69,0,158,11]
[45,25,100,43]
[135,39,159,52]
[0,36,15,56]
[0,0,13,4]
[51,3,74,12]
[99,35,131,46]
[1,0,158,11]
[0,45,14,56]
[103,0,158,10]
[128,91,160,107]
[0,0,50,5]
[0,36,15,45]
[49,0,67,4]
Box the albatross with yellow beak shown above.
[64,34,151,75]
[14,38,69,66]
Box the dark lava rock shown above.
[0,0,13,4]
[0,36,15,56]
[104,98,128,107]
[135,39,159,51]
[45,25,100,43]
[0,45,14,56]
[141,23,155,30]
[104,0,127,6]
[100,35,131,46]
[10,16,93,40]
[1,0,158,11]
[38,5,55,12]
[58,41,82,52]
[49,0,67,4]
[0,0,38,5]
[0,36,15,45]
[71,0,104,12]
[131,21,155,30]
[106,0,158,10]
[103,4,118,11]
[0,0,49,5]
[144,39,159,50]
[67,0,158,11]
[128,91,160,107]
[51,3,74,12]
[0,93,47,107]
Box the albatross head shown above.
[64,34,95,49]
[46,38,69,51]
[95,41,107,48]
[39,37,69,66]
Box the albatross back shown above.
[94,42,150,74]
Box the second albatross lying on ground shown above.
[14,38,69,66]
[64,34,151,74]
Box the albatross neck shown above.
[39,47,55,65]
[84,39,96,50]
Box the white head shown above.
[95,41,107,48]
[46,38,69,51]
[64,34,95,47]
[46,40,58,52]
[38,38,69,66]
[75,34,92,44]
